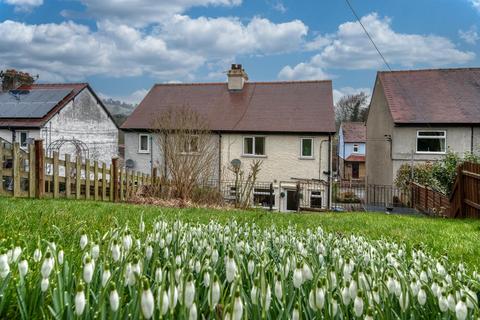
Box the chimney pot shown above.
[227,64,248,91]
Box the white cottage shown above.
[0,83,118,163]
[122,65,336,210]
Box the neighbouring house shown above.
[0,83,119,164]
[338,122,366,180]
[121,64,336,211]
[366,68,480,186]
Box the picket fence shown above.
[0,140,152,201]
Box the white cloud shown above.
[459,25,479,44]
[3,0,42,12]
[278,60,330,80]
[280,13,474,80]
[333,87,371,105]
[79,0,242,26]
[102,88,149,105]
[470,0,480,11]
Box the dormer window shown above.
[353,144,359,153]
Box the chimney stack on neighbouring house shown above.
[227,64,248,91]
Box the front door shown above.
[286,190,298,211]
[352,162,359,179]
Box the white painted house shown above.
[0,83,118,164]
[122,65,336,211]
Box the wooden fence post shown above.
[102,162,107,201]
[269,182,274,211]
[109,164,114,202]
[93,160,99,201]
[0,142,3,195]
[457,164,464,218]
[28,143,35,198]
[112,158,119,202]
[12,142,20,197]
[75,157,81,200]
[65,154,71,198]
[85,159,90,200]
[34,140,44,198]
[53,151,59,198]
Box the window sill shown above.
[299,156,314,160]
[138,150,151,154]
[415,151,446,155]
[242,154,267,158]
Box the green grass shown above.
[1,197,479,270]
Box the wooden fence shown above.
[411,162,480,218]
[0,140,152,202]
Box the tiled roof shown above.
[341,122,366,142]
[121,81,336,133]
[345,154,365,162]
[378,68,480,124]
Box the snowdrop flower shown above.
[184,275,195,308]
[111,241,121,262]
[57,249,64,265]
[203,271,210,287]
[331,298,338,317]
[0,252,10,279]
[211,248,219,264]
[302,262,313,281]
[226,250,237,283]
[455,296,468,320]
[247,258,255,275]
[209,274,220,308]
[141,279,154,319]
[349,279,358,300]
[194,260,201,274]
[75,284,86,316]
[315,282,325,310]
[189,303,197,320]
[168,285,178,309]
[233,290,243,320]
[109,284,120,312]
[18,259,28,278]
[123,232,132,252]
[342,282,351,305]
[33,248,42,263]
[329,271,337,288]
[293,263,303,289]
[263,284,272,310]
[83,257,94,284]
[447,291,456,312]
[438,292,448,312]
[166,232,173,245]
[292,303,300,320]
[41,278,49,292]
[102,264,111,287]
[372,286,380,304]
[91,243,100,260]
[418,286,427,306]
[41,252,54,279]
[80,233,88,250]
[159,288,169,316]
[399,291,409,311]
[354,291,364,317]
[309,289,317,311]
[12,245,22,262]
[251,279,259,305]
[175,255,182,266]
[274,275,283,301]
[139,218,145,233]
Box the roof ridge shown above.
[153,80,332,87]
[379,67,480,74]
[31,83,88,86]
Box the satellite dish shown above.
[230,159,241,169]
[125,159,135,169]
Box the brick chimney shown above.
[227,64,248,91]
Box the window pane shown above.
[302,139,312,157]
[417,138,445,152]
[190,136,199,153]
[418,131,445,137]
[254,137,265,155]
[20,132,27,146]
[140,135,148,151]
[244,137,253,154]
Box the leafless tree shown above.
[229,159,262,209]
[152,106,218,201]
[335,92,369,126]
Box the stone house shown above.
[366,68,480,186]
[338,122,366,180]
[0,83,118,164]
[121,64,336,211]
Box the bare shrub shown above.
[229,159,262,209]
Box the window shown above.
[353,144,359,153]
[310,191,322,208]
[301,138,313,158]
[243,136,265,156]
[181,135,199,154]
[253,188,275,208]
[416,131,446,153]
[138,134,150,153]
[18,131,28,148]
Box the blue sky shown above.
[1,0,479,104]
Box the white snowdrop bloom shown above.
[372,287,380,304]
[447,292,456,312]
[184,276,195,308]
[80,234,88,250]
[33,248,42,263]
[0,253,10,279]
[102,266,111,287]
[145,245,153,261]
[195,260,201,274]
[75,285,86,316]
[110,286,120,312]
[420,270,428,282]
[394,279,402,297]
[57,250,64,265]
[410,280,420,297]
[233,292,243,320]
[247,259,255,275]
[399,291,409,311]
[175,268,182,283]
[168,285,178,309]
[329,271,337,288]
[387,277,396,295]
[431,282,439,298]
[211,249,219,264]
[418,287,427,306]
[436,262,446,276]
[203,272,210,288]
[209,276,221,308]
[274,278,283,301]
[315,286,325,310]
[251,283,259,305]
[159,239,165,248]
[83,257,94,284]
[293,264,303,289]
[309,290,317,311]
[111,242,121,262]
[41,252,54,279]
[139,220,145,233]
[166,232,173,245]
[141,281,154,319]
[349,279,358,300]
[91,243,100,260]
[41,278,49,292]
[124,263,136,286]
[292,304,300,320]
[354,293,364,317]
[342,284,351,305]
[263,284,272,310]
[159,290,169,315]
[175,255,182,266]
[18,259,28,278]
[12,246,22,262]
[439,293,449,312]
[455,296,468,320]
[226,251,237,283]
[123,233,133,252]
[189,303,197,320]
[302,263,313,281]
[465,288,477,309]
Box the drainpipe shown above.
[328,134,332,209]
[471,126,474,154]
[218,133,222,188]
[150,135,153,176]
[319,138,330,209]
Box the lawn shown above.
[0,197,479,270]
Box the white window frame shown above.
[18,130,29,148]
[243,136,266,157]
[300,137,314,159]
[416,130,447,154]
[138,133,150,154]
[180,134,200,155]
[352,144,359,153]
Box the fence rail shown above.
[450,162,480,218]
[410,182,450,217]
[1,140,152,202]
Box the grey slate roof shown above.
[0,89,72,118]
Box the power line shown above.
[344,0,392,72]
